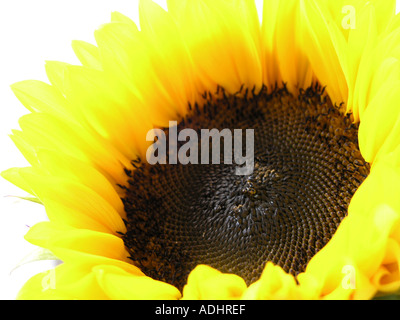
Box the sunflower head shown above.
[3,0,400,300]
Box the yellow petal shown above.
[0,167,34,195]
[17,265,107,300]
[300,0,348,107]
[94,265,181,300]
[45,60,71,96]
[10,80,69,117]
[65,64,152,161]
[9,130,38,167]
[36,149,125,218]
[371,240,400,294]
[110,11,138,27]
[167,0,263,95]
[242,262,314,300]
[25,222,133,268]
[21,171,126,234]
[16,112,131,186]
[358,80,400,163]
[300,0,397,119]
[71,40,102,70]
[94,21,143,97]
[182,265,247,300]
[263,0,314,93]
[139,0,200,119]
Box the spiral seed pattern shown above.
[122,85,370,291]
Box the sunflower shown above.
[3,0,400,300]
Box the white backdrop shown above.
[0,0,398,300]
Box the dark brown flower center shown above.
[121,84,370,291]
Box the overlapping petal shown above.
[300,0,398,121]
[3,0,400,300]
[167,0,263,95]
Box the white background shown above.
[0,0,398,300]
